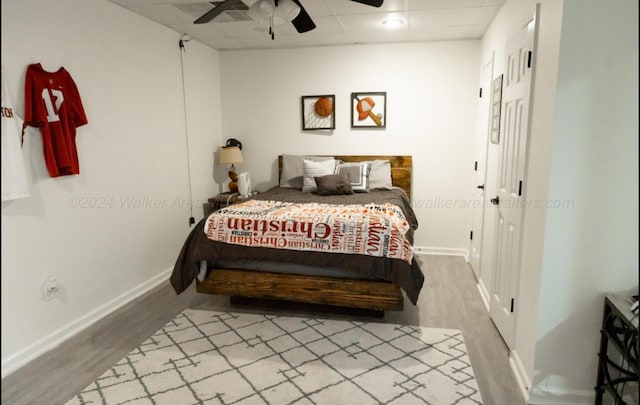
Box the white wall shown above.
[219,41,480,250]
[479,0,639,403]
[533,0,639,402]
[1,0,222,375]
[478,0,565,394]
[482,1,566,397]
[182,39,225,211]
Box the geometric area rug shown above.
[65,309,483,404]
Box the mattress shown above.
[170,187,424,304]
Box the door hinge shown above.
[474,161,478,171]
[518,180,523,196]
[470,231,473,240]
[479,87,483,98]
[527,51,532,68]
[510,298,515,313]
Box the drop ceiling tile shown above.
[124,4,194,24]
[305,16,345,33]
[409,0,498,10]
[293,0,334,17]
[108,0,502,50]
[172,2,226,20]
[407,24,485,41]
[338,12,408,32]
[409,7,495,27]
[326,0,406,15]
[112,0,206,5]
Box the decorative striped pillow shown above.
[280,154,335,189]
[302,159,336,192]
[335,162,372,192]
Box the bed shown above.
[170,155,424,312]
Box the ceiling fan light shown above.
[252,17,271,32]
[382,16,405,29]
[258,0,274,14]
[277,0,301,22]
[248,0,274,21]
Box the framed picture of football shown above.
[301,95,335,130]
[351,92,386,129]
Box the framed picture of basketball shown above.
[351,92,386,129]
[301,95,335,131]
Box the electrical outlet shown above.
[42,277,61,301]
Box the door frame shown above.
[487,5,540,349]
[469,55,495,284]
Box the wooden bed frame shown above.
[196,155,413,312]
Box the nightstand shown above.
[203,192,247,217]
[595,294,638,404]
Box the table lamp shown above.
[219,146,244,193]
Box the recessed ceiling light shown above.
[382,16,405,29]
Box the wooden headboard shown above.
[278,155,412,199]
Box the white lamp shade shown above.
[247,0,274,21]
[219,146,244,165]
[248,0,300,26]
[276,0,300,22]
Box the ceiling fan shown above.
[194,0,383,35]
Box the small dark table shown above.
[203,192,246,217]
[595,293,639,404]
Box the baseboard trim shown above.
[476,280,490,312]
[528,386,594,405]
[1,267,173,378]
[509,350,532,403]
[414,246,469,261]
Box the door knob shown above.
[490,196,500,205]
[477,184,485,190]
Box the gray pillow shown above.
[334,162,372,192]
[280,154,334,189]
[365,160,393,190]
[314,174,354,196]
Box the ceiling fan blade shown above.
[290,0,316,33]
[350,0,383,7]
[194,0,243,24]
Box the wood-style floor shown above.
[1,255,524,405]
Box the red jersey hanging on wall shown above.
[24,63,88,177]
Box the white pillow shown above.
[280,155,334,189]
[334,162,372,192]
[302,159,336,192]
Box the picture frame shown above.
[490,75,503,144]
[301,95,335,131]
[351,92,386,129]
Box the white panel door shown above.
[469,57,494,278]
[489,10,538,348]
